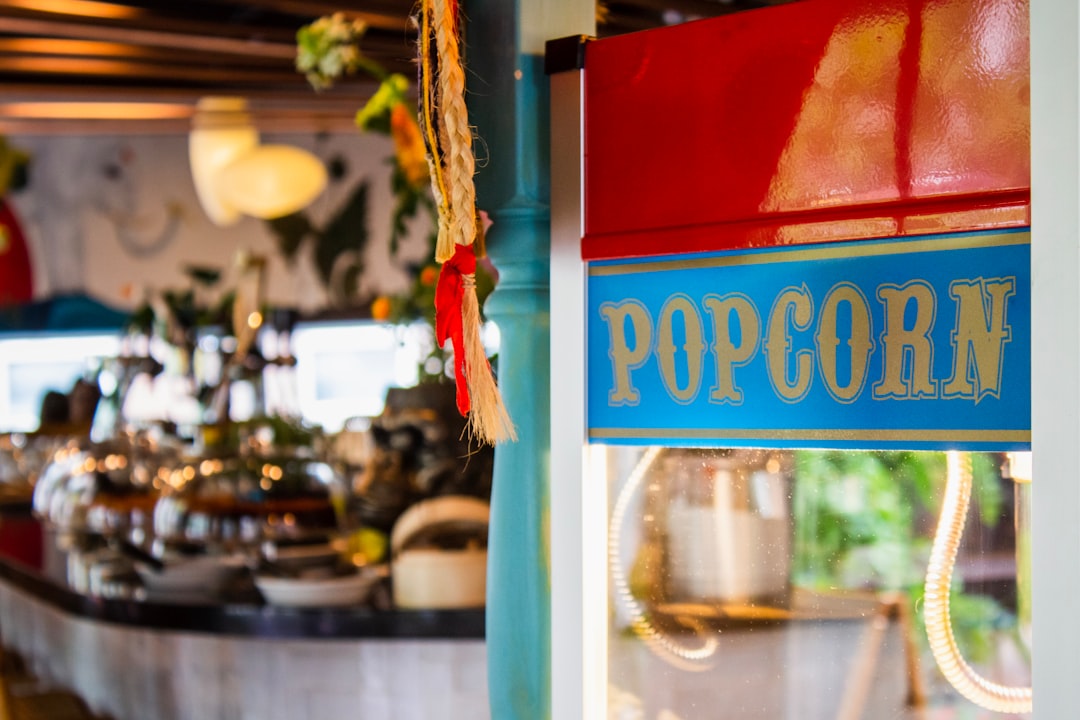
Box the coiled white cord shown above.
[609,447,719,672]
[923,451,1032,714]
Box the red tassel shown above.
[434,243,476,416]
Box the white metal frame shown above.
[1031,1,1080,716]
[550,64,608,719]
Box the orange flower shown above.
[370,295,392,321]
[390,102,429,189]
[419,265,438,286]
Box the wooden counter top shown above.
[0,555,485,639]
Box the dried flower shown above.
[390,103,430,189]
[296,12,369,91]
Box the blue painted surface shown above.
[468,8,552,718]
[588,229,1031,451]
[0,292,129,333]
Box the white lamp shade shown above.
[217,144,328,220]
[189,124,259,227]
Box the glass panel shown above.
[0,333,121,432]
[605,445,1032,719]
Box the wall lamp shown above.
[189,97,327,227]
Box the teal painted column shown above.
[467,2,593,718]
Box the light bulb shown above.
[189,97,259,227]
[216,144,327,220]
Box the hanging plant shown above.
[289,16,436,309]
[292,13,501,396]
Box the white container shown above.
[392,547,487,609]
[390,496,489,609]
[664,452,791,605]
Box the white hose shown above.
[923,451,1032,714]
[609,447,718,672]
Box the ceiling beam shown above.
[1,0,146,22]
[0,16,298,58]
[203,0,413,32]
[0,56,311,84]
[0,37,297,66]
[0,7,299,44]
[0,84,387,113]
[0,115,362,135]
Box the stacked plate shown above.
[254,566,383,607]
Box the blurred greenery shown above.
[292,14,500,386]
[0,135,30,196]
[792,450,1014,664]
[295,13,370,91]
[355,74,409,134]
[126,264,233,339]
[265,180,371,307]
[387,160,435,258]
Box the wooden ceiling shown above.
[0,0,783,135]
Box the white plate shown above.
[136,554,246,597]
[255,567,381,608]
[265,542,340,571]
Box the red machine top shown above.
[582,0,1029,260]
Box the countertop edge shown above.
[0,556,486,641]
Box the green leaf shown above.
[342,263,362,300]
[949,592,1016,662]
[355,75,410,133]
[215,291,236,334]
[315,180,369,287]
[0,136,30,197]
[266,212,314,261]
[388,163,427,256]
[971,452,1004,527]
[184,265,222,287]
[126,303,154,334]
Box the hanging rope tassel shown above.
[420,0,516,444]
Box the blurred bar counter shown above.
[0,510,489,720]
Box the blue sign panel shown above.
[586,229,1031,450]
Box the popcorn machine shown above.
[548,0,1034,717]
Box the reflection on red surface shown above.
[0,515,43,571]
[583,0,1029,260]
[0,200,34,305]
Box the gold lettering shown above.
[873,281,938,399]
[703,294,760,405]
[815,283,874,403]
[599,300,653,406]
[943,277,1016,401]
[656,294,706,404]
[764,284,814,402]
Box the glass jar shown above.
[150,448,343,555]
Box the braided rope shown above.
[461,273,517,442]
[431,0,477,263]
[419,3,452,254]
[419,0,515,444]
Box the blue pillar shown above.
[467,2,593,718]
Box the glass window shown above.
[291,321,423,431]
[603,445,1031,719]
[0,333,120,432]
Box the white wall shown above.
[7,131,430,314]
